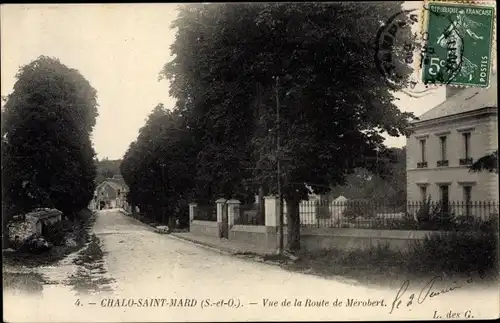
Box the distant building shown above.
[92,174,129,210]
[406,77,498,207]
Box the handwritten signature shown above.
[389,274,484,314]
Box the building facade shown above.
[92,175,129,210]
[406,81,498,207]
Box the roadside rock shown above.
[18,236,52,254]
[155,226,170,234]
[65,237,78,248]
[8,218,41,250]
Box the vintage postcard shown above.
[2,2,498,322]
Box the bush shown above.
[315,203,331,219]
[406,230,498,275]
[342,201,374,221]
[372,214,419,230]
[42,221,67,246]
[415,198,457,230]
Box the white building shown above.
[406,79,498,208]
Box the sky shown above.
[1,3,448,160]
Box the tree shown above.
[121,104,196,226]
[2,56,98,218]
[96,158,122,184]
[162,3,416,252]
[329,147,407,205]
[470,150,498,173]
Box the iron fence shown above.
[292,200,499,231]
[234,203,264,226]
[193,205,217,222]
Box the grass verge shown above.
[237,232,498,289]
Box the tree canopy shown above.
[329,147,407,205]
[121,104,195,225]
[157,3,416,251]
[96,158,122,184]
[1,56,98,218]
[470,150,498,174]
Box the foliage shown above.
[415,198,457,230]
[42,221,67,246]
[120,104,195,225]
[1,56,98,219]
[372,214,419,230]
[289,232,497,283]
[407,230,498,275]
[342,201,374,221]
[329,148,406,204]
[161,2,416,252]
[469,150,498,173]
[95,158,122,184]
[371,208,499,232]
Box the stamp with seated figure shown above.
[420,1,496,87]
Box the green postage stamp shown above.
[421,1,495,87]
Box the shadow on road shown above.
[3,272,46,295]
[65,234,115,295]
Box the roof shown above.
[415,76,497,123]
[104,181,122,190]
[97,177,128,191]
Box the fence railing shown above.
[193,205,217,222]
[235,203,264,226]
[292,200,499,231]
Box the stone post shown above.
[264,196,281,252]
[226,199,241,228]
[215,199,227,223]
[189,202,198,223]
[264,196,280,227]
[216,198,227,238]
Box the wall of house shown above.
[94,180,129,210]
[407,114,498,203]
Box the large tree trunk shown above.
[285,194,301,253]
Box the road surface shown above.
[4,209,499,322]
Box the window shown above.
[464,186,472,216]
[463,133,470,159]
[437,136,449,166]
[440,136,447,160]
[439,185,450,214]
[420,186,427,202]
[420,139,426,162]
[118,189,121,196]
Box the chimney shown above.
[445,86,463,99]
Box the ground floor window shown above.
[463,186,472,216]
[439,184,450,214]
[419,185,428,202]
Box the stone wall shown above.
[188,197,454,254]
[190,220,220,237]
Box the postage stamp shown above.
[420,1,496,87]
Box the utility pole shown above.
[275,75,284,255]
[160,163,166,225]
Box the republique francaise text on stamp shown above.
[420,1,495,87]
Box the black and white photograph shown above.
[1,2,498,322]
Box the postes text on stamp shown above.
[421,1,495,87]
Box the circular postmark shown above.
[375,7,464,96]
[375,9,428,96]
